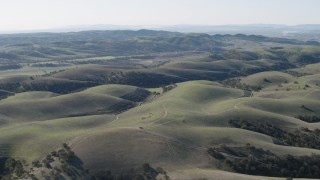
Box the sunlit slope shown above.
[0,84,150,122]
[240,95,320,117]
[83,84,140,97]
[169,168,284,180]
[241,71,296,90]
[0,114,116,160]
[70,80,320,173]
[0,80,320,177]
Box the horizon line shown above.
[1,23,320,35]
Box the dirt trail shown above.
[201,91,254,115]
[67,114,119,148]
[301,89,319,99]
[146,104,168,126]
[166,140,183,163]
[140,127,208,152]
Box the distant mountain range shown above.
[2,24,320,40]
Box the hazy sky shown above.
[0,0,320,31]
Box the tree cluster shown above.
[221,78,262,91]
[208,144,320,178]
[225,153,320,178]
[229,119,320,150]
[161,84,177,93]
[0,158,26,179]
[92,163,170,180]
[296,115,320,123]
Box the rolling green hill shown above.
[1,78,320,179]
[1,30,320,179]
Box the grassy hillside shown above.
[0,84,151,122]
[0,79,319,179]
[1,30,320,179]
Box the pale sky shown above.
[0,0,319,31]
